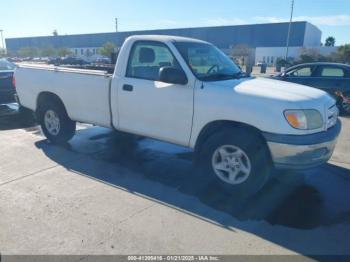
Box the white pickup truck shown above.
[15,35,341,197]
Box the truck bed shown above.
[16,63,113,127]
[17,63,113,76]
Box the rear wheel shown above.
[197,128,272,198]
[38,100,76,144]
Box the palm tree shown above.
[325,36,336,47]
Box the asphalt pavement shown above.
[0,110,349,256]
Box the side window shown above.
[287,67,313,77]
[126,41,181,81]
[321,67,344,77]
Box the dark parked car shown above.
[0,58,35,121]
[48,56,89,66]
[0,58,16,105]
[47,57,60,65]
[274,62,350,114]
[91,57,111,65]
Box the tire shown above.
[196,127,272,198]
[38,99,76,144]
[338,92,350,116]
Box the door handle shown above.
[123,84,133,92]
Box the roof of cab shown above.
[125,35,210,44]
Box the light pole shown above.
[115,18,118,32]
[0,29,5,54]
[285,0,295,62]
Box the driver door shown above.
[116,41,194,146]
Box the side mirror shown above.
[159,67,188,85]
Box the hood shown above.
[199,77,337,136]
[210,77,335,106]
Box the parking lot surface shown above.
[0,113,349,255]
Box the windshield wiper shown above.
[201,73,239,81]
[202,73,234,80]
[235,71,251,78]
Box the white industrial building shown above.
[7,21,338,65]
[254,46,338,65]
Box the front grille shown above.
[326,104,339,129]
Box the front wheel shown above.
[197,128,272,198]
[38,100,76,144]
[338,92,350,116]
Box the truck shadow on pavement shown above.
[28,125,350,255]
[1,108,348,254]
[33,127,350,231]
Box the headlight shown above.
[284,110,323,130]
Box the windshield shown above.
[174,41,241,81]
[0,59,16,71]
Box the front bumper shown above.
[263,120,341,170]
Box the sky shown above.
[1,0,350,46]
